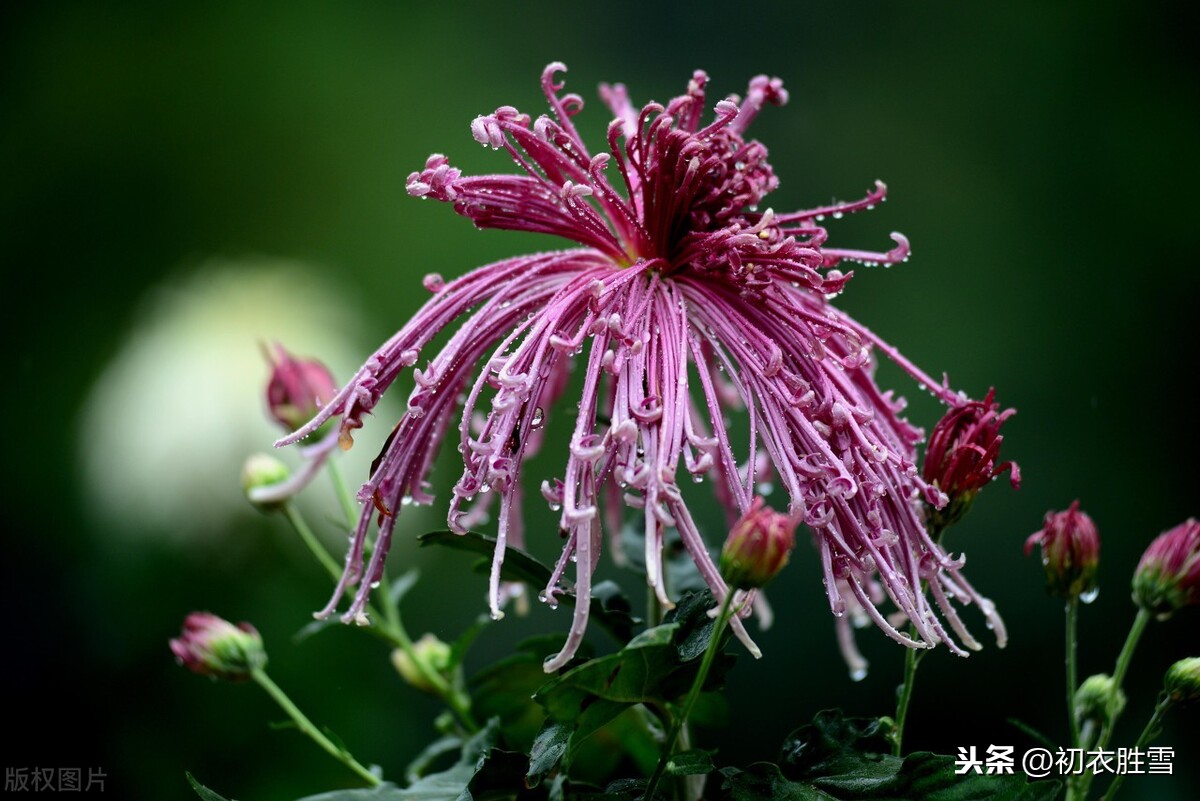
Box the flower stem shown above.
[326,456,360,530]
[644,590,736,801]
[1066,598,1081,747]
[891,635,922,756]
[250,667,380,786]
[283,503,343,583]
[1100,693,1173,801]
[285,477,478,734]
[1076,607,1151,801]
[1108,608,1150,699]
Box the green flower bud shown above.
[1074,673,1125,730]
[390,634,452,693]
[241,453,291,511]
[1164,657,1200,705]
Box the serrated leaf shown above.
[527,721,572,787]
[713,710,1061,801]
[470,636,575,751]
[186,772,236,801]
[418,530,639,641]
[529,591,734,780]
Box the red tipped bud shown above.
[170,612,267,681]
[923,389,1019,531]
[1025,501,1100,600]
[265,344,337,434]
[1132,518,1200,617]
[720,498,796,590]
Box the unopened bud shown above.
[1132,519,1200,618]
[1074,673,1125,730]
[170,612,267,681]
[241,453,291,511]
[390,634,452,693]
[1164,657,1200,705]
[265,343,338,434]
[922,388,1019,531]
[1025,501,1100,600]
[719,498,796,590]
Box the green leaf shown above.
[292,616,340,645]
[418,530,639,641]
[186,772,236,801]
[665,749,716,777]
[404,736,463,784]
[470,636,578,751]
[390,569,420,606]
[529,591,735,781]
[298,719,517,801]
[527,721,573,787]
[713,710,1061,801]
[447,613,492,669]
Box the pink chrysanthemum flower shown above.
[279,64,1005,671]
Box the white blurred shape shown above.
[79,258,375,542]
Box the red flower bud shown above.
[720,498,796,590]
[265,344,337,434]
[170,612,267,681]
[923,388,1019,531]
[1132,518,1200,617]
[1025,501,1100,600]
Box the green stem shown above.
[1101,694,1173,801]
[1076,608,1152,801]
[251,667,380,786]
[1066,598,1081,747]
[326,457,360,530]
[1108,608,1150,697]
[283,486,478,733]
[892,629,923,756]
[644,590,736,801]
[283,503,343,583]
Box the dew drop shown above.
[1079,587,1099,604]
[849,667,868,682]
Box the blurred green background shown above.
[3,1,1197,798]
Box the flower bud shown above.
[1164,657,1200,705]
[923,389,1020,531]
[241,453,291,510]
[1074,673,1125,730]
[265,344,338,434]
[390,634,452,693]
[1132,519,1200,617]
[170,612,267,681]
[1024,501,1100,600]
[719,498,796,590]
